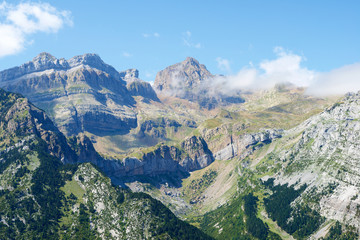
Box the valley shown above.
[0,53,359,240]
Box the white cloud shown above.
[216,57,231,73]
[123,52,132,58]
[258,47,315,88]
[0,24,24,56]
[0,2,72,58]
[182,30,201,49]
[142,32,160,38]
[307,63,360,96]
[213,47,360,96]
[215,47,315,92]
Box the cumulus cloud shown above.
[183,31,201,49]
[0,2,72,58]
[213,47,315,93]
[212,47,360,96]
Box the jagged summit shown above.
[182,57,206,68]
[0,53,162,136]
[0,52,124,82]
[32,52,57,62]
[67,53,123,81]
[154,57,213,92]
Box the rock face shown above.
[137,117,183,139]
[153,57,244,109]
[180,136,214,171]
[154,57,213,93]
[0,53,144,136]
[123,69,160,102]
[103,136,214,181]
[0,89,76,163]
[209,129,284,161]
[270,92,360,229]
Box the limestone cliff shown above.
[0,53,138,136]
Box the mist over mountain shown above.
[154,57,244,109]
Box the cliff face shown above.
[0,53,161,136]
[103,136,214,182]
[123,68,160,102]
[0,89,77,163]
[212,129,284,161]
[180,136,214,171]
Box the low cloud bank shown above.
[215,47,360,96]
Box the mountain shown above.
[154,57,213,92]
[3,53,356,240]
[0,53,161,136]
[0,88,212,239]
[197,93,360,239]
[154,57,244,109]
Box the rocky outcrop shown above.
[102,136,214,179]
[120,68,139,81]
[105,145,185,177]
[0,53,137,136]
[0,89,77,163]
[180,136,214,171]
[126,79,159,102]
[122,68,159,102]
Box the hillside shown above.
[0,89,212,239]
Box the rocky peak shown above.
[68,53,103,67]
[183,57,201,68]
[31,52,69,71]
[68,53,123,81]
[153,57,213,92]
[0,52,70,81]
[32,52,56,63]
[120,68,139,81]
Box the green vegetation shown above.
[182,170,217,203]
[263,179,324,238]
[243,193,270,240]
[203,118,222,129]
[321,221,359,240]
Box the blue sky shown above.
[0,0,359,84]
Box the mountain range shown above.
[0,53,359,239]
